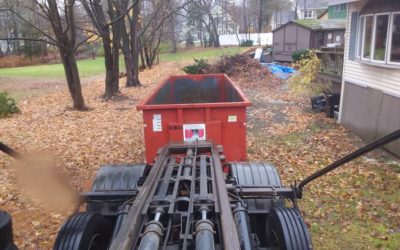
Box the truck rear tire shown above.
[230,162,282,187]
[230,162,282,213]
[266,207,312,250]
[87,163,147,214]
[0,210,17,250]
[54,212,112,250]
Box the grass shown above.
[159,46,246,62]
[0,57,122,79]
[0,47,247,79]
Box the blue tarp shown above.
[261,63,296,80]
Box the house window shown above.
[390,13,400,63]
[373,14,389,61]
[335,4,346,13]
[304,10,314,19]
[357,16,365,58]
[358,12,400,65]
[362,15,373,59]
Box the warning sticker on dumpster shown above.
[152,114,162,132]
[228,115,237,122]
[183,124,206,141]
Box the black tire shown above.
[230,162,282,187]
[0,210,17,250]
[230,162,283,212]
[87,163,147,214]
[91,163,147,192]
[54,212,112,250]
[266,207,312,250]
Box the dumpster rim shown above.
[136,74,251,111]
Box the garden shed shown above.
[272,19,346,61]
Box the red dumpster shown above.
[137,74,251,164]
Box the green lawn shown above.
[0,58,108,79]
[0,47,247,79]
[159,47,246,62]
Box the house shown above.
[327,0,349,19]
[296,0,329,20]
[272,19,346,61]
[316,0,352,93]
[270,10,296,30]
[339,0,400,156]
[211,4,239,35]
[178,1,239,45]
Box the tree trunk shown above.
[102,36,116,99]
[144,46,151,68]
[126,0,141,87]
[123,51,135,86]
[59,47,86,110]
[111,26,121,93]
[121,21,137,87]
[131,49,140,86]
[139,45,146,70]
[170,15,177,53]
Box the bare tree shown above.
[185,0,220,47]
[81,0,128,98]
[120,0,141,86]
[0,0,89,110]
[120,0,191,87]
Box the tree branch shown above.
[1,7,59,45]
[139,0,193,41]
[0,37,59,46]
[105,0,139,27]
[74,35,99,51]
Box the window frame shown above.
[388,12,400,65]
[304,10,314,19]
[371,12,390,63]
[361,14,374,61]
[357,15,365,59]
[335,4,346,13]
[357,12,400,66]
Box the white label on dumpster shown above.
[183,124,206,141]
[152,114,162,132]
[228,115,237,122]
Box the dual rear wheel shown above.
[53,212,111,250]
[230,162,312,250]
[267,207,312,250]
[54,163,147,250]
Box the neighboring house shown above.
[318,9,329,20]
[317,0,350,91]
[339,0,400,156]
[328,0,349,19]
[296,0,329,20]
[178,2,239,44]
[272,19,346,61]
[270,10,296,30]
[211,4,239,35]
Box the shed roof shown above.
[273,19,346,33]
[328,0,362,5]
[293,19,346,30]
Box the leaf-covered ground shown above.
[0,60,399,249]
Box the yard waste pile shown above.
[210,54,282,88]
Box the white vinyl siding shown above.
[340,1,400,121]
